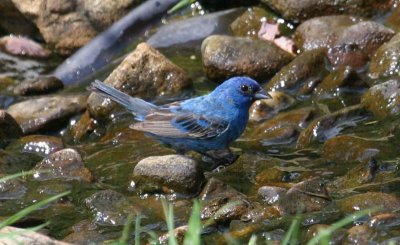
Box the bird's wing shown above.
[130,108,229,139]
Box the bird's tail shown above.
[89,80,157,117]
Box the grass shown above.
[168,0,196,14]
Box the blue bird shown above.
[90,76,270,165]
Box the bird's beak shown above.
[254,89,272,100]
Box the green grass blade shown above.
[183,200,201,245]
[0,191,70,229]
[248,235,257,245]
[0,170,49,183]
[161,199,178,245]
[306,208,379,245]
[134,214,141,245]
[282,214,301,245]
[117,213,133,245]
[167,0,196,14]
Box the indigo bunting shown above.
[90,77,270,164]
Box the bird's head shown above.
[213,77,271,108]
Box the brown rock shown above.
[338,192,400,214]
[14,76,63,96]
[249,91,295,122]
[0,110,22,148]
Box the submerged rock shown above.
[33,148,93,182]
[133,155,204,194]
[6,135,64,157]
[7,94,87,134]
[201,35,293,81]
[14,76,64,96]
[0,110,22,148]
[0,174,27,200]
[337,192,400,214]
[296,104,367,148]
[369,33,400,79]
[260,0,395,22]
[88,43,192,120]
[361,79,400,119]
[265,48,328,94]
[249,91,295,122]
[314,66,359,98]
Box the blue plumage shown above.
[90,76,270,164]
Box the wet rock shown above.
[0,226,72,245]
[63,219,118,244]
[0,110,23,148]
[385,7,400,32]
[369,33,400,79]
[265,48,328,94]
[85,189,140,226]
[257,186,286,205]
[322,135,380,163]
[88,43,192,120]
[368,213,400,230]
[0,35,50,57]
[295,16,394,69]
[201,35,293,81]
[133,155,204,194]
[314,66,359,98]
[6,135,64,157]
[274,178,331,215]
[0,0,39,36]
[296,104,367,148]
[7,94,87,134]
[294,15,362,52]
[158,225,188,245]
[260,0,395,22]
[200,178,251,224]
[33,148,93,182]
[361,79,400,119]
[14,76,63,96]
[255,165,315,187]
[0,174,27,200]
[69,111,97,142]
[249,91,295,122]
[249,107,315,146]
[230,7,277,38]
[337,192,400,214]
[304,224,345,244]
[0,149,39,173]
[344,225,375,245]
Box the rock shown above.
[257,186,286,205]
[0,35,50,57]
[344,225,375,245]
[0,0,38,36]
[304,224,345,244]
[200,178,251,224]
[296,104,367,148]
[255,165,315,187]
[322,135,380,163]
[361,79,400,119]
[314,66,359,98]
[230,7,278,39]
[14,76,63,96]
[274,178,331,215]
[385,6,400,32]
[33,148,93,182]
[158,225,188,245]
[294,15,362,52]
[248,107,315,146]
[259,0,395,22]
[337,192,400,214]
[265,48,328,94]
[201,35,293,81]
[7,94,87,134]
[369,33,400,79]
[0,226,72,245]
[85,190,140,226]
[6,135,64,157]
[0,110,23,148]
[368,213,400,230]
[0,174,27,200]
[63,219,118,244]
[249,91,295,122]
[87,43,192,119]
[132,155,204,194]
[69,110,97,142]
[295,16,394,69]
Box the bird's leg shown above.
[203,148,239,166]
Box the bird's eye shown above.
[240,84,249,92]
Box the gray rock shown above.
[6,135,64,157]
[7,94,87,134]
[257,186,286,205]
[87,42,192,120]
[133,154,204,194]
[85,190,140,226]
[201,35,294,81]
[369,33,400,79]
[0,226,72,245]
[0,110,22,148]
[260,0,395,22]
[14,76,63,96]
[33,148,93,182]
[361,79,400,119]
